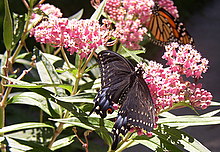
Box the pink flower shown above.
[37,3,63,17]
[105,0,154,50]
[141,59,212,114]
[105,0,126,22]
[163,43,209,79]
[115,19,147,49]
[122,0,154,24]
[31,17,113,59]
[155,0,179,18]
[30,17,71,47]
[67,19,114,58]
[129,127,153,137]
[30,3,63,26]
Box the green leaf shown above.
[0,122,54,134]
[6,128,53,145]
[0,52,7,75]
[79,81,95,92]
[1,74,72,93]
[68,9,84,20]
[42,53,67,67]
[201,109,220,117]
[54,93,94,104]
[133,135,182,152]
[50,116,114,132]
[84,63,99,73]
[3,0,13,50]
[51,135,76,151]
[210,101,220,106]
[92,78,101,89]
[87,58,100,78]
[153,125,210,152]
[3,137,52,152]
[12,13,25,48]
[122,46,143,63]
[158,115,220,127]
[8,92,61,118]
[159,111,176,118]
[96,130,112,146]
[35,50,66,96]
[28,0,38,8]
[90,0,107,20]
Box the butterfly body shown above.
[90,50,155,149]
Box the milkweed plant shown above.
[0,0,219,151]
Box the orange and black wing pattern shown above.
[148,4,194,46]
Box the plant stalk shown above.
[61,47,72,69]
[47,122,64,149]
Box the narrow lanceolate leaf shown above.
[153,125,210,152]
[158,115,220,127]
[122,46,142,63]
[1,74,72,93]
[51,135,76,151]
[210,101,220,106]
[8,92,61,118]
[54,93,94,104]
[0,122,54,134]
[3,137,53,152]
[201,109,220,117]
[50,116,114,132]
[133,135,182,152]
[35,50,66,96]
[0,52,7,75]
[68,9,84,20]
[12,13,25,48]
[3,0,13,50]
[90,0,107,20]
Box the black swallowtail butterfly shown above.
[90,50,155,149]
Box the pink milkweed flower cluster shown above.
[141,43,212,114]
[155,0,179,18]
[30,3,62,26]
[104,0,179,50]
[162,43,209,79]
[105,0,154,50]
[30,4,114,59]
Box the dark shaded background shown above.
[1,0,220,151]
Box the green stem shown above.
[72,58,82,95]
[158,101,191,114]
[48,110,69,149]
[71,50,96,95]
[0,87,12,110]
[0,105,5,152]
[0,104,5,132]
[0,87,11,152]
[116,132,133,149]
[115,140,134,152]
[61,47,72,69]
[80,50,95,73]
[117,44,123,53]
[47,122,64,149]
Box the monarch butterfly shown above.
[90,50,155,150]
[147,3,194,46]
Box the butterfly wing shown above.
[112,75,155,149]
[148,7,176,45]
[90,50,135,118]
[148,5,194,46]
